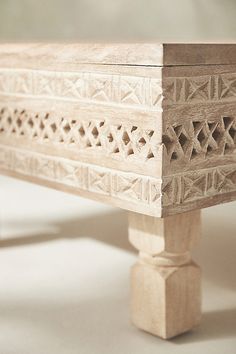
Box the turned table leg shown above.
[128,210,201,339]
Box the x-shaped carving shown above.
[218,76,236,99]
[185,78,210,101]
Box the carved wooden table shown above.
[0,44,236,339]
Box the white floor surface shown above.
[0,175,236,354]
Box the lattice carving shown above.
[0,107,159,162]
[2,67,236,215]
[0,69,162,109]
[163,116,236,163]
[164,73,236,105]
[0,145,162,207]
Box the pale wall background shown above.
[0,2,236,353]
[0,0,236,41]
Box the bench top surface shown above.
[1,43,236,67]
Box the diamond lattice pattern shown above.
[163,117,236,162]
[0,107,157,162]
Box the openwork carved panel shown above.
[1,44,236,217]
[0,106,159,164]
[163,116,236,164]
[0,69,162,109]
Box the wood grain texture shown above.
[162,64,236,215]
[1,44,235,340]
[0,43,163,68]
[163,43,236,66]
[1,43,236,67]
[0,98,162,178]
[0,44,236,217]
[129,210,201,339]
[0,144,162,216]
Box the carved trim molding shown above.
[2,69,236,108]
[0,68,162,109]
[164,73,236,105]
[0,145,161,207]
[1,145,236,211]
[163,164,236,206]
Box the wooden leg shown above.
[128,210,201,339]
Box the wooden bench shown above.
[0,43,236,339]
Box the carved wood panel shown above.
[0,144,162,215]
[163,73,236,105]
[1,54,236,216]
[162,71,236,176]
[163,116,236,165]
[0,69,162,109]
[0,106,159,163]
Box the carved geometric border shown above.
[1,142,236,214]
[164,73,236,105]
[0,68,162,109]
[162,164,236,206]
[0,144,161,207]
[1,144,236,212]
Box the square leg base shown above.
[131,261,201,339]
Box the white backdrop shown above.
[0,2,236,353]
[0,0,235,41]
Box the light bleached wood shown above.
[0,52,164,217]
[0,43,164,68]
[0,45,236,217]
[129,210,201,339]
[0,96,162,178]
[0,144,162,217]
[0,43,235,339]
[161,63,236,216]
[162,64,236,176]
[1,43,236,68]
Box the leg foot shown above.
[129,210,201,339]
